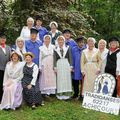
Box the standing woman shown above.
[48,21,61,45]
[54,36,73,100]
[39,35,56,95]
[0,33,11,102]
[0,52,24,110]
[20,17,34,41]
[15,37,26,61]
[105,37,120,97]
[22,52,42,109]
[81,37,102,95]
[98,39,108,73]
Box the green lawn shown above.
[0,98,119,120]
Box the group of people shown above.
[0,16,120,110]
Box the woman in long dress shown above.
[22,52,42,109]
[105,37,120,97]
[98,39,108,73]
[39,35,56,95]
[0,52,23,110]
[54,35,73,100]
[81,37,102,95]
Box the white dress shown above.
[0,61,24,110]
[99,48,109,73]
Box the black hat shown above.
[0,32,6,39]
[109,37,119,43]
[35,15,43,21]
[30,27,39,34]
[76,36,84,42]
[62,29,72,34]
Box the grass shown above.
[0,97,119,120]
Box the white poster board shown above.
[82,92,120,115]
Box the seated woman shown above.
[22,52,42,109]
[0,52,24,110]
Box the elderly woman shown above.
[20,17,34,41]
[54,35,72,100]
[22,52,42,109]
[98,39,108,73]
[14,37,26,61]
[81,37,102,95]
[39,35,56,96]
[0,52,24,110]
[48,21,61,45]
[105,37,120,97]
[0,33,11,102]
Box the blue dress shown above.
[72,45,86,80]
[25,40,42,66]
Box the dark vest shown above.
[105,49,120,77]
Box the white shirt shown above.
[20,26,31,40]
[116,52,120,75]
[0,45,6,54]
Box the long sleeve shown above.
[81,52,86,73]
[116,52,120,74]
[39,49,42,70]
[3,64,9,86]
[97,51,102,71]
[53,50,57,69]
[72,48,75,69]
[20,27,24,38]
[31,64,39,86]
[68,48,73,67]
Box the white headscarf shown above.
[49,21,58,28]
[55,35,69,58]
[15,36,26,60]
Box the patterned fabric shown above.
[22,64,42,105]
[56,59,72,94]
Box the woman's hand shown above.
[27,84,32,90]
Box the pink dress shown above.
[39,44,56,94]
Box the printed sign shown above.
[94,73,116,96]
[82,92,120,115]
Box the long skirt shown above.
[39,55,56,94]
[22,79,42,105]
[0,81,22,110]
[56,59,72,100]
[83,62,98,95]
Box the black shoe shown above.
[71,95,78,99]
[78,96,83,101]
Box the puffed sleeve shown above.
[31,64,39,86]
[116,52,120,74]
[81,51,86,73]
